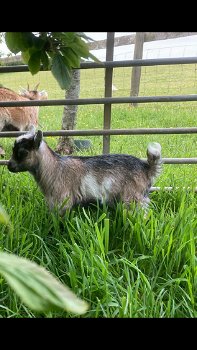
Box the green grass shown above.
[0,64,197,317]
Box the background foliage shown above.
[4,32,95,89]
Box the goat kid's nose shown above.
[7,160,16,172]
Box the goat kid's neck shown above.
[32,141,61,183]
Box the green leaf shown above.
[52,32,75,44]
[5,32,33,54]
[70,37,90,59]
[21,50,30,64]
[5,32,21,54]
[61,47,80,68]
[32,36,45,50]
[0,252,89,314]
[28,51,42,75]
[41,51,50,70]
[51,53,72,89]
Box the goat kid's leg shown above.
[140,196,151,219]
[122,194,150,218]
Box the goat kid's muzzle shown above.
[7,160,20,173]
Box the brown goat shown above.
[0,83,48,132]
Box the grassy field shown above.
[0,64,196,317]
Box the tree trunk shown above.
[56,69,80,155]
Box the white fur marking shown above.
[81,175,113,202]
[147,142,161,157]
[16,133,34,142]
[102,177,113,193]
[81,174,101,199]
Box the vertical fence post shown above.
[130,32,145,107]
[103,32,115,154]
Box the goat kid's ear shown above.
[29,125,36,134]
[34,130,43,149]
[34,83,40,91]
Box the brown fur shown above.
[0,86,47,131]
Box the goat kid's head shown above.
[20,83,48,101]
[8,129,43,173]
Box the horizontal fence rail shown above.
[1,57,197,73]
[1,127,197,138]
[0,128,197,164]
[1,95,197,107]
[0,130,197,165]
[1,129,197,165]
[150,187,197,192]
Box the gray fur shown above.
[8,130,162,215]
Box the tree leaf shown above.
[21,50,30,64]
[28,51,42,75]
[0,252,89,314]
[70,37,90,58]
[41,51,50,70]
[52,32,75,44]
[5,32,21,54]
[5,32,33,54]
[32,36,45,50]
[51,53,72,89]
[61,47,80,68]
[4,32,98,88]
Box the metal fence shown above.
[1,53,197,170]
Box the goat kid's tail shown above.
[147,142,162,177]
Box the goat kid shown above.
[0,84,47,132]
[8,129,162,216]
